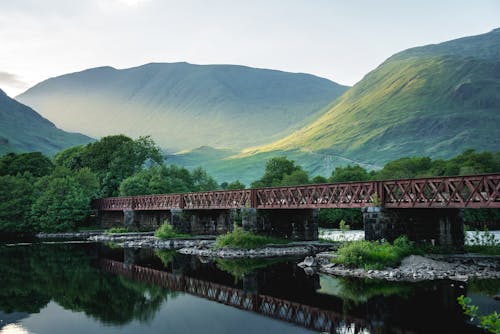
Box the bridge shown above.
[92,173,500,248]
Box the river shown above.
[0,242,498,334]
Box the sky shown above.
[0,0,499,97]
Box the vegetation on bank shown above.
[465,227,500,255]
[154,223,191,239]
[214,226,290,249]
[332,236,417,270]
[106,227,131,234]
[457,295,500,334]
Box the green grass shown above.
[214,226,290,249]
[333,236,417,270]
[106,227,130,234]
[465,245,500,255]
[154,223,191,239]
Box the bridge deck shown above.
[92,173,500,211]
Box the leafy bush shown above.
[458,295,500,333]
[154,223,190,239]
[333,236,416,270]
[214,226,290,249]
[106,227,130,234]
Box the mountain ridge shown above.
[0,88,93,155]
[17,62,349,151]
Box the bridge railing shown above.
[91,173,500,210]
[254,182,378,209]
[382,173,500,208]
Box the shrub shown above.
[458,295,500,333]
[106,227,130,234]
[333,236,416,270]
[154,223,190,239]
[214,226,289,249]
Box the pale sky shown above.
[1,0,499,97]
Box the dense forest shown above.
[0,135,498,232]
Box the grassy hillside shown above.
[17,62,348,151]
[168,146,380,184]
[240,28,500,165]
[0,89,92,156]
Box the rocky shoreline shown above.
[299,252,500,282]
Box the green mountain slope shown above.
[241,28,500,165]
[17,63,348,151]
[0,89,92,156]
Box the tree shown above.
[30,167,99,232]
[0,152,53,177]
[191,167,219,191]
[227,180,246,190]
[251,157,304,187]
[280,169,310,186]
[54,135,163,197]
[374,157,432,180]
[311,175,328,184]
[0,173,36,232]
[330,165,370,182]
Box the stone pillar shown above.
[241,208,258,233]
[363,207,464,250]
[171,209,190,234]
[123,210,137,230]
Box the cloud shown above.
[0,71,29,89]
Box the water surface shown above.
[0,242,498,334]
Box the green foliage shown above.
[330,165,370,182]
[106,227,130,234]
[30,167,99,232]
[339,220,350,232]
[334,236,416,270]
[227,180,246,190]
[311,175,328,183]
[0,152,54,177]
[251,156,309,187]
[0,173,36,232]
[119,164,218,196]
[319,208,362,227]
[55,135,163,197]
[155,250,177,267]
[191,166,219,191]
[214,226,290,249]
[458,295,500,333]
[154,223,190,239]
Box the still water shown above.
[0,242,498,334]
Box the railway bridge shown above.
[92,173,500,248]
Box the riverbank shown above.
[35,232,336,258]
[300,252,500,282]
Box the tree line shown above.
[0,134,498,232]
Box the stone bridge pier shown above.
[363,207,464,250]
[241,208,319,241]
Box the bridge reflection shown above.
[99,258,418,334]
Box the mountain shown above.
[17,63,348,151]
[0,89,92,155]
[239,28,500,165]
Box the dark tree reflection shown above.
[0,244,177,325]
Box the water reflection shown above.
[0,242,497,334]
